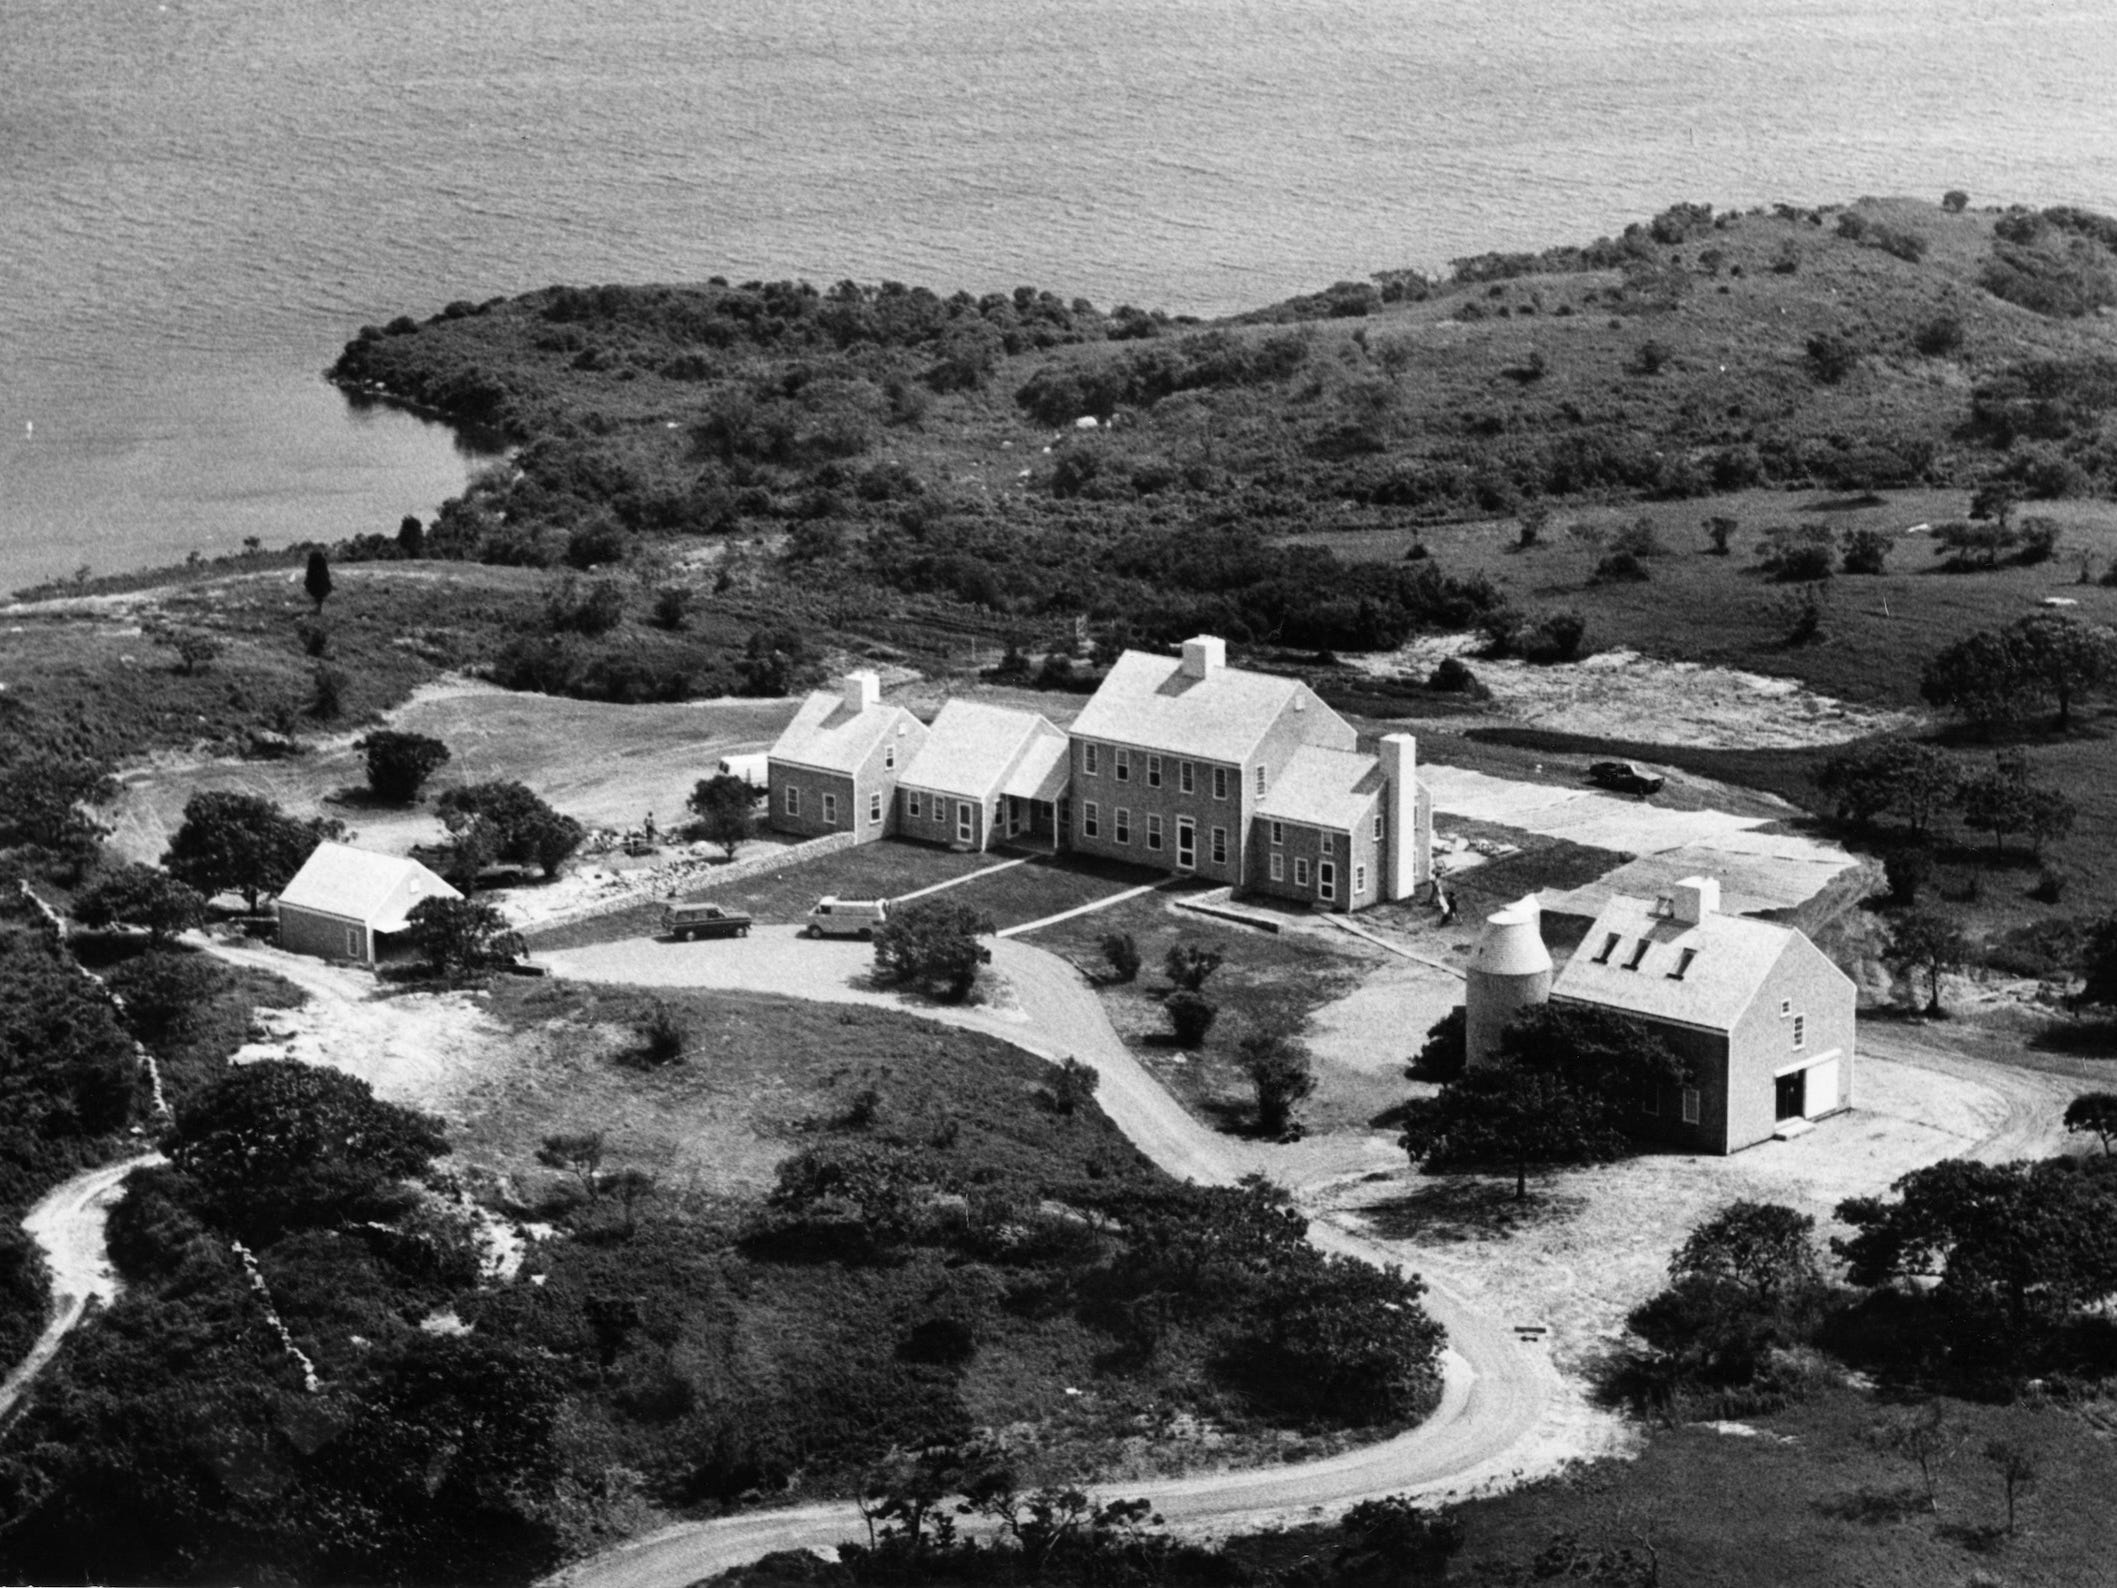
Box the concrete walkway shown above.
[890,855,1031,905]
[997,878,1168,939]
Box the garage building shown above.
[276,841,461,965]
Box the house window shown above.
[1084,744,1100,776]
[1320,832,1335,856]
[1681,1088,1701,1125]
[1212,767,1229,801]
[1179,761,1195,795]
[1115,808,1131,844]
[1082,800,1100,838]
[1355,864,1367,895]
[1669,947,1697,980]
[1319,861,1336,901]
[1641,1088,1661,1117]
[785,786,801,817]
[1255,765,1267,796]
[1211,826,1228,864]
[1115,749,1130,782]
[1294,857,1310,886]
[1270,853,1284,882]
[1373,813,1383,842]
[345,926,361,958]
[1593,931,1621,964]
[908,792,922,819]
[1147,814,1163,851]
[869,792,882,824]
[1147,755,1162,788]
[1793,1014,1806,1048]
[884,743,895,770]
[1624,939,1651,971]
[934,799,947,824]
[822,793,838,826]
[1269,821,1284,846]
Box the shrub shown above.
[1883,845,1933,906]
[650,584,694,630]
[1609,516,1663,558]
[1702,515,1737,554]
[1100,932,1141,983]
[308,662,347,719]
[1519,610,1588,664]
[1777,582,1829,644]
[546,576,626,637]
[2018,517,2062,565]
[1591,550,1649,584]
[406,896,524,977]
[2031,863,2068,904]
[873,899,995,1002]
[1427,655,1486,696]
[1238,1027,1316,1137]
[1842,528,1891,575]
[1166,990,1217,1047]
[1163,942,1225,991]
[563,519,629,570]
[1914,313,1965,356]
[1943,189,1970,213]
[73,864,209,946]
[297,619,331,658]
[358,729,451,803]
[1758,525,1836,582]
[636,1000,687,1066]
[1806,331,1860,384]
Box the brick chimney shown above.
[841,670,881,714]
[1179,635,1225,679]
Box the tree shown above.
[437,813,503,892]
[161,790,342,911]
[397,514,425,558]
[1400,1003,1685,1200]
[435,780,583,877]
[872,898,994,1002]
[405,895,524,977]
[2080,913,2117,1007]
[357,729,452,803]
[2004,612,2117,731]
[0,751,118,853]
[2026,784,2078,857]
[537,1131,605,1201]
[304,547,333,613]
[1409,1005,1467,1081]
[519,810,586,878]
[1869,1401,1965,1514]
[1043,1055,1100,1117]
[1921,627,2034,732]
[1971,480,2021,538]
[1934,517,2018,569]
[1887,908,1968,1014]
[1814,739,1959,835]
[1958,754,2035,859]
[72,863,209,945]
[686,772,759,859]
[1163,942,1225,991]
[155,629,223,674]
[1237,1025,1316,1137]
[1841,527,1891,574]
[1805,330,1860,384]
[601,1167,658,1235]
[169,1057,447,1237]
[1670,1201,1823,1311]
[1702,515,1737,555]
[1099,932,1142,983]
[1984,1434,2043,1535]
[1943,188,1970,213]
[2062,1092,2117,1155]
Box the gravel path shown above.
[543,932,1561,1588]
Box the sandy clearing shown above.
[1351,636,1918,749]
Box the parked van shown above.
[717,752,769,788]
[804,896,890,939]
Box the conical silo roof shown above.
[1470,894,1552,977]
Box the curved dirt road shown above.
[543,931,1558,1588]
[0,1152,163,1424]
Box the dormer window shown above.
[1592,932,1622,964]
[1624,939,1651,971]
[1668,948,1698,980]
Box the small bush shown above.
[1759,525,1836,583]
[636,1000,687,1066]
[1702,515,1737,554]
[1609,516,1663,558]
[1166,989,1217,1047]
[308,663,347,720]
[1913,313,1965,357]
[650,584,694,631]
[1164,943,1225,991]
[2031,863,2068,904]
[1592,551,1650,584]
[1943,189,1970,213]
[1428,655,1486,696]
[1883,845,1933,906]
[1806,331,1860,384]
[1519,610,1588,664]
[1100,932,1142,983]
[1842,528,1891,575]
[2017,517,2062,565]
[297,619,331,658]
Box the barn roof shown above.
[1550,892,1797,1032]
[277,842,460,932]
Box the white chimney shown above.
[841,670,881,714]
[1179,635,1225,679]
[1670,876,1720,925]
[1378,733,1424,901]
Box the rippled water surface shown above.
[4,0,2113,590]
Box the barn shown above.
[275,842,460,965]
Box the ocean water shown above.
[3,0,2113,592]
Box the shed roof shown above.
[1000,731,1072,803]
[901,701,1065,801]
[277,842,460,933]
[767,690,911,775]
[1070,648,1336,764]
[1255,745,1382,832]
[1550,892,1797,1032]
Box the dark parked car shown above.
[663,901,752,940]
[1588,759,1665,796]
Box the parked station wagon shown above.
[662,901,753,940]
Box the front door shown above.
[1318,861,1336,903]
[957,801,974,845]
[1774,1072,1804,1122]
[1176,818,1196,870]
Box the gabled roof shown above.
[1550,893,1799,1032]
[901,701,1066,801]
[278,842,460,932]
[1255,746,1383,832]
[1000,730,1071,803]
[1070,648,1339,765]
[767,690,911,775]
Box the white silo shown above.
[1464,894,1553,1069]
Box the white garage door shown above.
[1803,1056,1840,1117]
